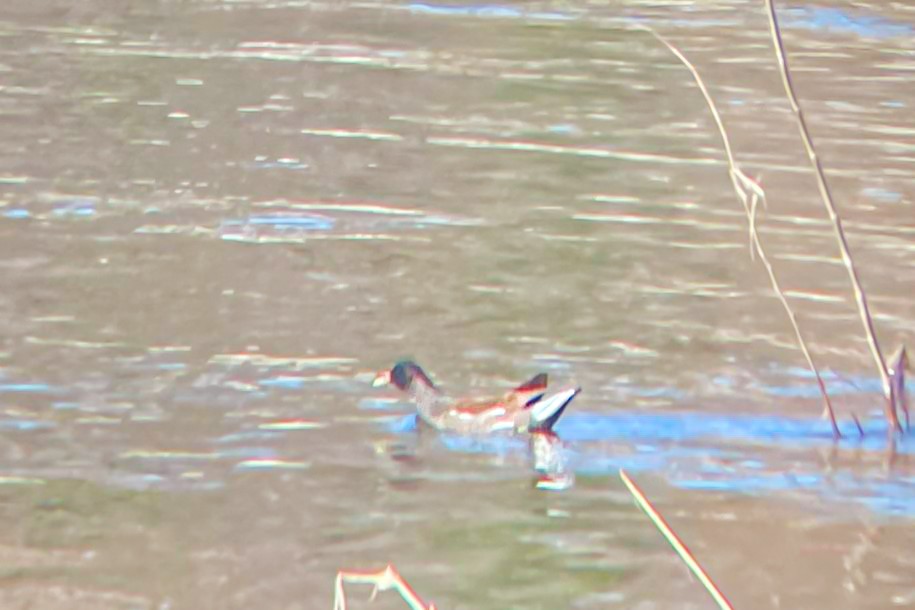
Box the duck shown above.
[372,359,580,435]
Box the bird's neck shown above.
[408,379,442,422]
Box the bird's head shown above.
[372,360,436,391]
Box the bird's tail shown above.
[527,387,580,432]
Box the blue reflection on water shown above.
[407,2,911,40]
[259,376,306,389]
[0,383,53,393]
[358,397,406,411]
[408,2,574,21]
[555,411,875,445]
[0,419,55,431]
[222,214,335,232]
[53,205,96,217]
[246,215,335,229]
[757,367,913,399]
[786,7,912,39]
[386,410,910,451]
[388,413,419,434]
[439,433,526,455]
[384,409,915,515]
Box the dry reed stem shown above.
[334,565,435,610]
[620,470,735,610]
[763,0,900,432]
[889,347,909,431]
[643,27,841,438]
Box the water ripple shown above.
[234,459,310,471]
[427,136,719,167]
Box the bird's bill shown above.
[371,370,392,387]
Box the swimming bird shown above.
[372,360,580,435]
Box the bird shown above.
[372,359,580,435]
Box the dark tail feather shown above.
[514,372,548,393]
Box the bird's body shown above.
[373,360,579,435]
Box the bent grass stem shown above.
[643,26,840,438]
[334,565,435,610]
[764,0,900,432]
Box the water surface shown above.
[0,1,914,608]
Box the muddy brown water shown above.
[0,1,914,608]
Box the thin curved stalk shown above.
[643,27,840,438]
[763,0,898,432]
[889,347,909,431]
